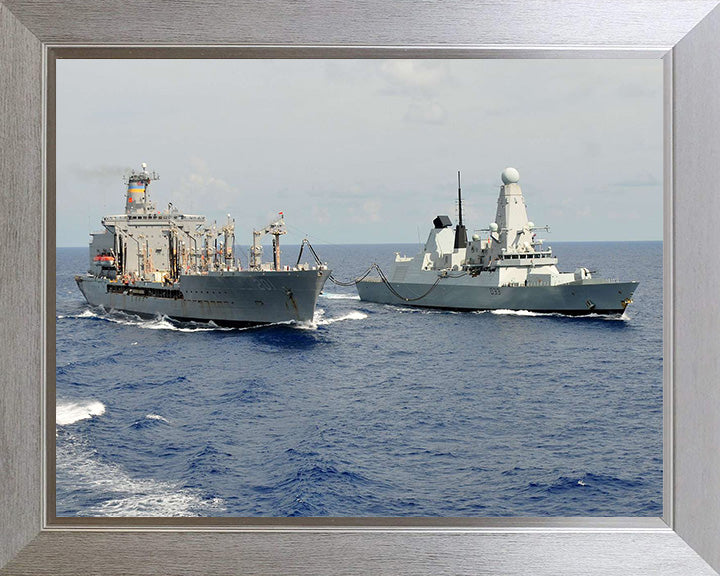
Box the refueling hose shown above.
[296,238,465,302]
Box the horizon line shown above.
[57,239,664,249]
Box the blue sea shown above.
[55,242,662,517]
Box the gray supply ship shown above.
[356,168,637,315]
[76,164,330,327]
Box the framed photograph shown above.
[2,1,720,574]
[53,57,662,522]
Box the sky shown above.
[56,59,662,247]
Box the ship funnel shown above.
[454,170,467,250]
[125,164,158,214]
[126,173,149,213]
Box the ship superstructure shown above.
[76,164,330,326]
[356,168,638,315]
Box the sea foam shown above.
[56,435,224,517]
[56,400,106,426]
[316,311,368,325]
[490,309,544,317]
[319,292,361,300]
[145,414,169,423]
[76,307,234,332]
[297,309,368,330]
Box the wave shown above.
[296,309,369,330]
[489,309,545,317]
[71,307,236,332]
[56,434,224,517]
[131,413,171,429]
[319,292,361,300]
[56,400,106,426]
[70,306,332,332]
[378,305,626,321]
[138,317,233,332]
[94,491,224,517]
[317,311,368,325]
[145,413,169,423]
[78,309,100,318]
[382,305,457,315]
[483,309,628,321]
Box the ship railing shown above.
[500,251,554,260]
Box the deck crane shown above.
[250,213,286,271]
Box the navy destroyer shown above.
[356,168,637,315]
[76,164,330,327]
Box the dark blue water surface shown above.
[56,242,662,517]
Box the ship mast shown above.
[454,170,467,250]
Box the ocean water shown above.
[55,242,662,517]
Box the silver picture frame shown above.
[2,1,719,574]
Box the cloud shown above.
[312,205,330,224]
[172,157,233,212]
[376,61,450,126]
[74,164,134,180]
[405,99,447,124]
[188,157,209,173]
[378,61,448,92]
[187,172,231,194]
[363,200,381,222]
[56,59,663,245]
[346,198,383,224]
[607,210,641,221]
[610,173,661,188]
[576,206,591,218]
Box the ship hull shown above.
[356,277,638,315]
[76,269,331,326]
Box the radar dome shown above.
[527,221,535,229]
[489,222,499,232]
[472,233,480,241]
[501,167,520,184]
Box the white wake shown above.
[319,292,361,300]
[56,434,224,517]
